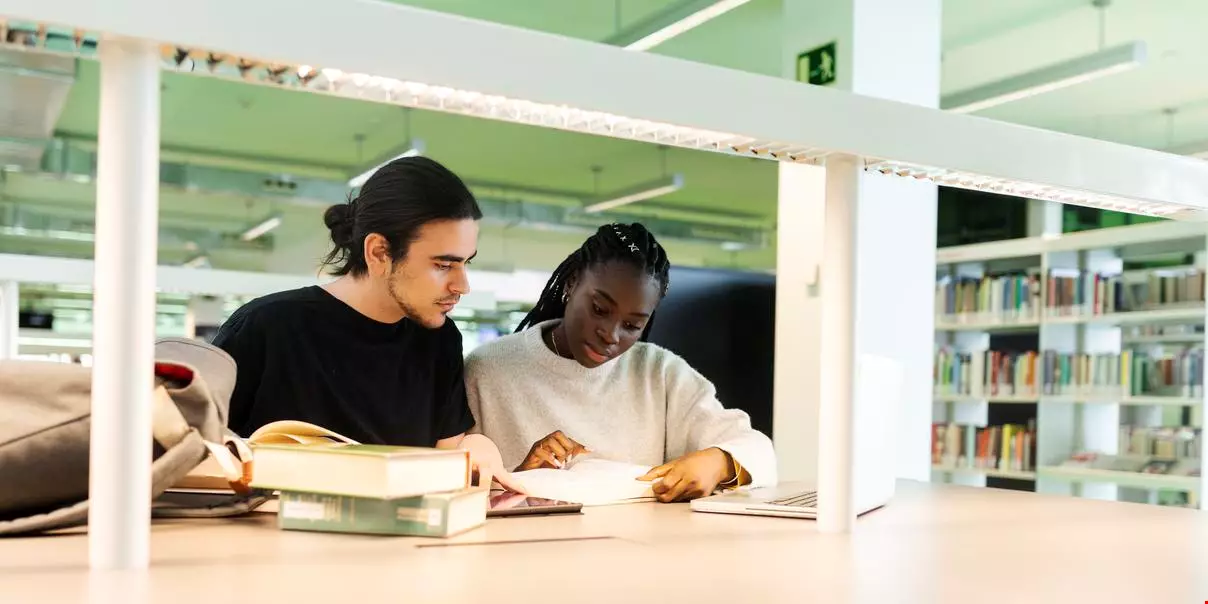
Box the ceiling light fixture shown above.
[583,173,684,213]
[865,159,1201,219]
[181,254,210,269]
[239,213,282,242]
[942,41,1147,113]
[608,0,754,51]
[347,139,425,189]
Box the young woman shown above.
[465,223,777,502]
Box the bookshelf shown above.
[932,221,1207,510]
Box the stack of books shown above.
[242,422,486,538]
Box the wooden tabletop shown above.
[1,480,1206,603]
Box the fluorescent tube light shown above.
[583,174,685,214]
[0,225,96,242]
[18,336,92,349]
[866,160,1206,220]
[152,56,813,163]
[942,41,1147,114]
[182,254,210,269]
[347,139,426,189]
[239,214,282,241]
[608,0,754,52]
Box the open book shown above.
[171,420,358,492]
[512,458,657,506]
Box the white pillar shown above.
[89,36,161,570]
[774,0,941,531]
[816,155,859,533]
[0,281,17,360]
[185,296,226,340]
[1027,199,1064,237]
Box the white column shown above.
[89,36,161,571]
[0,281,17,360]
[772,164,825,484]
[816,155,859,533]
[1027,199,1064,237]
[185,296,226,340]
[775,0,941,531]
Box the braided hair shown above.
[515,223,671,341]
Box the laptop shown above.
[690,354,903,519]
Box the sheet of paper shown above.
[512,458,656,506]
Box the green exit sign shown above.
[797,41,837,86]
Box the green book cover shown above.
[277,488,489,537]
[253,443,456,458]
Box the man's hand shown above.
[638,448,733,503]
[457,434,528,494]
[515,431,590,471]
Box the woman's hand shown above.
[638,448,733,503]
[515,431,590,471]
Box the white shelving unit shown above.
[932,221,1207,510]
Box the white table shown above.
[1,481,1206,603]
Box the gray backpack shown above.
[0,337,267,536]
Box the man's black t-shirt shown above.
[212,285,475,446]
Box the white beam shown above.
[89,35,159,571]
[5,0,1208,214]
[0,253,320,297]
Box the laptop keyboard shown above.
[767,491,818,508]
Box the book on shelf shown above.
[935,272,1040,323]
[1041,350,1127,397]
[1044,267,1205,317]
[934,348,1205,400]
[1055,451,1200,479]
[933,348,1038,398]
[931,421,1036,474]
[1122,324,1204,340]
[1119,425,1202,461]
[277,487,489,537]
[1129,349,1204,399]
[250,442,472,500]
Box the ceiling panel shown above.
[942,0,1208,151]
[382,0,677,41]
[10,0,1208,271]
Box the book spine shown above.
[278,491,472,537]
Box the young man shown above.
[213,156,519,490]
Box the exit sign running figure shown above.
[797,41,837,86]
